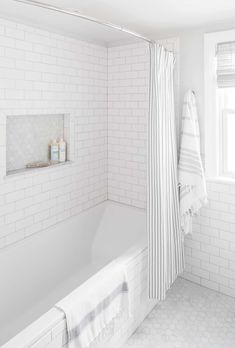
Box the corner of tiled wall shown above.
[107,41,149,209]
[182,179,235,298]
[107,38,180,209]
[0,18,108,250]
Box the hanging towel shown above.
[178,90,207,235]
[55,261,130,348]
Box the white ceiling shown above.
[1,0,235,45]
[0,0,136,46]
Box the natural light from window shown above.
[218,88,235,176]
[226,111,235,173]
[205,30,235,179]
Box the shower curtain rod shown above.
[13,0,154,45]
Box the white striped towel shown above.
[178,90,207,235]
[55,261,130,348]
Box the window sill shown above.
[206,176,235,185]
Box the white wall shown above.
[0,18,108,250]
[107,38,180,209]
[107,42,149,208]
[175,29,235,297]
[179,31,205,156]
[0,20,152,249]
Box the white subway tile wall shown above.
[107,43,149,208]
[107,39,180,209]
[182,180,235,298]
[0,26,180,249]
[0,18,108,248]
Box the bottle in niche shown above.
[50,139,59,163]
[58,138,66,162]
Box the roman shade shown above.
[217,41,235,88]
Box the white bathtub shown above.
[0,201,156,348]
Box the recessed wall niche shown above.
[6,114,70,175]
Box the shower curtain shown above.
[147,43,184,300]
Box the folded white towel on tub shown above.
[55,261,130,348]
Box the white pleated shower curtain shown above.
[147,43,185,300]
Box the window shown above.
[205,30,235,179]
[218,89,235,176]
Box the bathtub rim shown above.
[1,205,147,348]
[0,199,145,254]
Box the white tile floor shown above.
[123,278,235,348]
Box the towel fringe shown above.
[83,310,129,348]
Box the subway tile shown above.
[201,225,219,238]
[219,285,235,298]
[211,218,229,231]
[5,229,25,245]
[220,193,235,205]
[192,249,210,262]
[0,202,15,217]
[210,272,229,287]
[15,39,33,51]
[192,233,210,245]
[191,266,209,280]
[201,261,219,274]
[182,272,200,284]
[185,255,200,267]
[0,237,6,249]
[220,249,235,262]
[229,260,235,271]
[229,279,235,290]
[0,17,108,251]
[220,230,235,242]
[201,278,219,292]
[201,243,219,256]
[219,267,235,280]
[24,222,42,237]
[210,255,229,268]
[5,209,24,224]
[230,242,235,252]
[210,182,229,193]
[210,200,229,212]
[0,35,15,47]
[16,216,34,231]
[6,189,25,203]
[211,237,229,250]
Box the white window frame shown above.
[221,108,235,178]
[204,30,235,179]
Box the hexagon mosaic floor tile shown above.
[123,278,235,348]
